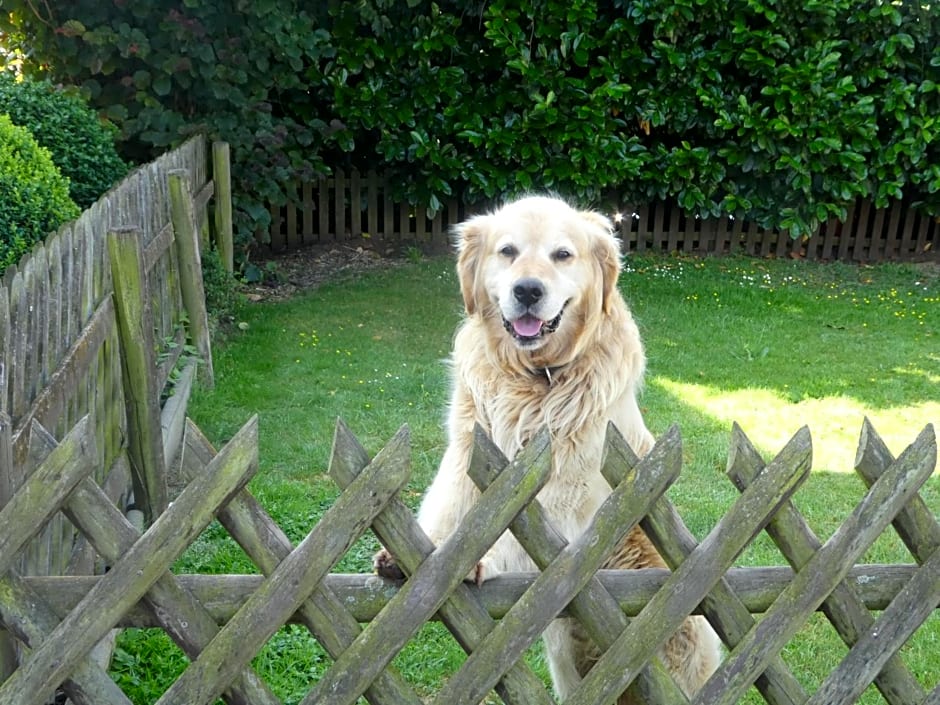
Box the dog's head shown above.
[455,196,622,358]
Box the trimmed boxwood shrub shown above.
[0,113,80,270]
[0,72,128,209]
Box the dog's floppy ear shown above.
[581,210,622,315]
[454,216,487,316]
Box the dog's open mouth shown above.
[503,307,564,344]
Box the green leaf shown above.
[152,74,171,96]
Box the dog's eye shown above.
[552,248,573,261]
[498,244,518,258]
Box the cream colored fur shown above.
[378,196,720,701]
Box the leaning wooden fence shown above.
[0,136,233,689]
[0,411,935,705]
[266,171,939,263]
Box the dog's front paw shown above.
[373,548,405,580]
[467,557,498,586]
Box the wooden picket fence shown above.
[0,136,233,691]
[266,171,939,263]
[0,409,936,704]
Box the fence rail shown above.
[0,413,935,705]
[266,171,939,263]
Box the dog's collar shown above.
[531,364,565,386]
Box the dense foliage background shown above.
[2,0,937,253]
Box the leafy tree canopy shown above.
[2,0,937,249]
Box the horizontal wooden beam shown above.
[19,564,920,628]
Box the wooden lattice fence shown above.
[265,172,939,263]
[0,412,936,705]
[0,136,234,693]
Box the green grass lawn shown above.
[111,253,939,704]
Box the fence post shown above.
[168,170,215,388]
[211,142,234,273]
[107,226,167,523]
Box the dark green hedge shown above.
[3,0,936,249]
[0,72,128,209]
[0,114,80,270]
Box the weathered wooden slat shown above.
[633,207,647,253]
[168,170,214,388]
[807,547,940,705]
[318,176,330,239]
[383,174,394,238]
[398,198,409,240]
[202,419,426,705]
[64,226,82,349]
[108,226,167,521]
[854,419,940,563]
[465,424,688,705]
[667,205,680,253]
[329,419,553,705]
[0,414,259,705]
[0,411,16,683]
[415,205,426,241]
[867,204,887,262]
[821,218,839,259]
[367,170,380,237]
[31,244,50,408]
[913,211,932,259]
[45,233,64,376]
[350,169,362,237]
[0,413,11,515]
[838,200,856,261]
[696,423,937,705]
[9,270,28,421]
[156,423,411,705]
[568,426,812,705]
[883,199,904,260]
[0,415,95,578]
[299,180,313,246]
[897,206,917,259]
[333,168,346,241]
[726,423,926,705]
[854,199,872,261]
[305,427,553,705]
[0,572,133,705]
[0,287,10,419]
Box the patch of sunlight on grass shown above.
[654,377,939,474]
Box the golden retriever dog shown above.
[375,195,720,701]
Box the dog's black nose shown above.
[513,278,544,307]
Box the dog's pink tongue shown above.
[513,315,543,337]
